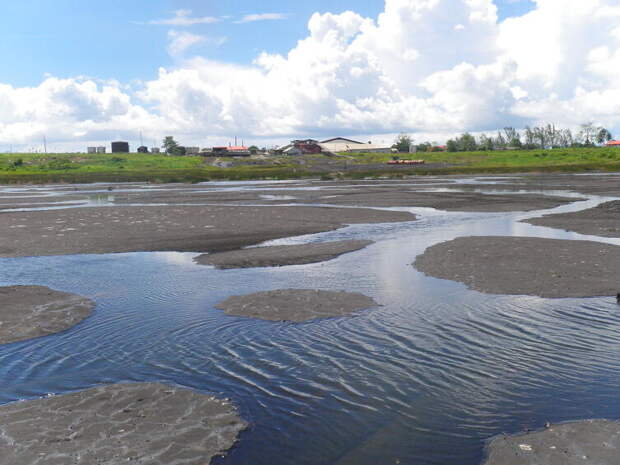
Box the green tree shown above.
[597,128,613,145]
[457,133,477,152]
[578,122,598,146]
[162,136,183,155]
[416,142,432,152]
[394,134,413,153]
[478,134,494,151]
[503,127,521,148]
[446,139,458,152]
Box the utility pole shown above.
[43,135,47,154]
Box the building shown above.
[293,139,322,154]
[111,141,130,153]
[276,139,322,155]
[137,146,149,153]
[319,137,392,154]
[185,147,201,155]
[321,137,364,145]
[151,147,160,153]
[606,141,620,147]
[206,146,251,157]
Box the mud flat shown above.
[195,240,373,269]
[215,289,378,322]
[484,420,620,465]
[0,286,94,345]
[0,205,414,258]
[0,382,247,465]
[304,190,578,212]
[524,200,620,238]
[414,237,620,298]
[108,180,576,212]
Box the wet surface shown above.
[1,177,620,464]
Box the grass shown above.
[1,147,619,184]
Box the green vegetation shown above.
[346,147,620,172]
[0,147,619,184]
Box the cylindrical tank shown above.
[111,141,130,153]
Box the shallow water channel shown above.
[1,180,620,464]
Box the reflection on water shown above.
[1,182,620,465]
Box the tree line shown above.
[395,123,614,153]
[447,123,613,152]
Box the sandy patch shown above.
[484,420,620,465]
[195,240,373,269]
[525,200,620,237]
[0,205,414,258]
[414,236,620,298]
[0,286,94,345]
[215,289,378,322]
[0,382,247,465]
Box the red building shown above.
[606,141,620,147]
[292,139,322,154]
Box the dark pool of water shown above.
[1,184,620,464]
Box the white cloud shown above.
[148,9,220,26]
[2,0,620,150]
[235,13,288,24]
[166,30,225,57]
[0,77,164,148]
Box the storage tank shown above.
[97,146,106,154]
[111,141,130,153]
[87,147,96,154]
[151,147,160,153]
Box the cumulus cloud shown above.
[2,0,620,149]
[0,78,164,148]
[235,13,288,24]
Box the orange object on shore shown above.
[387,160,425,165]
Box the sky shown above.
[1,0,619,151]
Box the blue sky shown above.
[2,0,535,87]
[4,0,617,150]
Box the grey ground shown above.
[525,200,620,237]
[414,236,620,298]
[215,289,379,322]
[195,240,373,268]
[0,285,94,345]
[484,420,620,465]
[0,204,413,258]
[109,182,577,212]
[0,382,247,465]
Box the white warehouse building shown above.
[319,137,393,154]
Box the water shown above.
[1,181,620,464]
